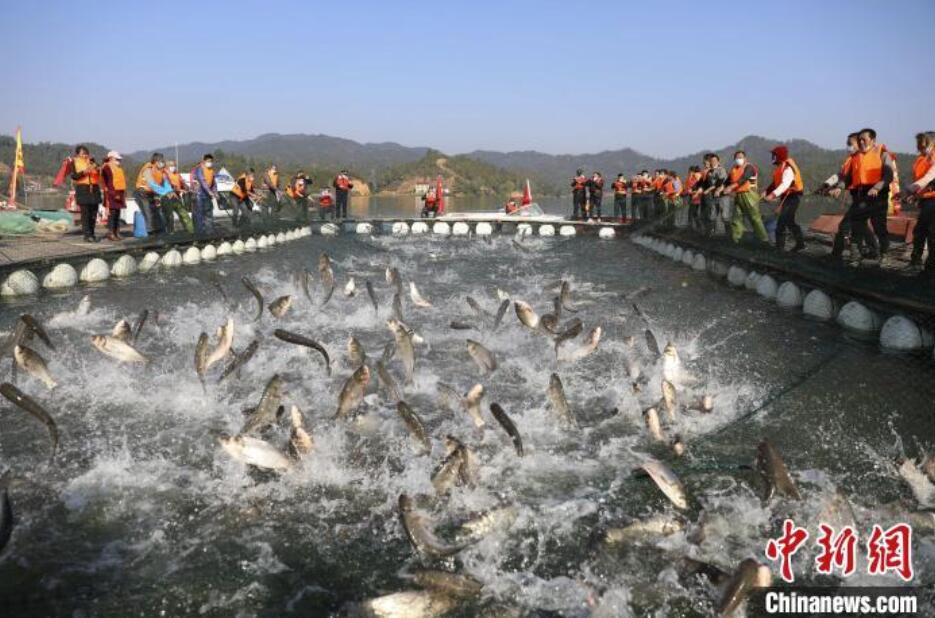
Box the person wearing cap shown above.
[68,145,102,242]
[332,170,353,219]
[191,153,218,236]
[611,174,628,221]
[101,150,126,241]
[762,145,806,252]
[570,169,587,220]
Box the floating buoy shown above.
[392,222,409,235]
[692,253,706,271]
[1,269,40,296]
[201,244,217,261]
[231,240,246,255]
[244,238,257,252]
[756,274,778,300]
[880,316,934,352]
[266,234,277,246]
[802,289,836,321]
[452,222,470,236]
[559,225,576,236]
[111,254,138,277]
[257,236,269,250]
[707,259,729,279]
[356,222,373,235]
[276,232,286,243]
[217,241,233,256]
[681,250,694,266]
[433,221,451,235]
[411,221,428,234]
[598,227,616,239]
[139,252,160,272]
[727,265,747,287]
[516,223,533,237]
[744,271,761,291]
[775,282,803,308]
[538,224,555,237]
[160,249,182,268]
[836,301,882,333]
[475,222,493,236]
[672,246,683,261]
[42,263,78,289]
[320,223,339,236]
[183,246,201,265]
[284,231,294,242]
[80,258,111,282]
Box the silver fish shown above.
[217,339,259,384]
[387,318,415,385]
[410,282,432,308]
[558,326,601,362]
[466,296,490,322]
[644,329,660,359]
[661,379,677,422]
[335,365,371,419]
[492,299,510,331]
[463,384,485,428]
[513,300,540,330]
[643,407,664,443]
[411,570,483,599]
[194,332,210,390]
[376,360,402,403]
[273,329,331,376]
[240,374,285,435]
[219,434,292,471]
[604,515,684,545]
[386,266,402,294]
[454,505,518,545]
[546,373,576,428]
[0,382,58,462]
[91,334,148,364]
[717,559,772,617]
[398,493,465,559]
[365,280,379,313]
[13,345,56,390]
[466,339,496,375]
[132,309,149,342]
[347,336,367,369]
[319,253,335,305]
[392,291,404,322]
[112,319,132,343]
[268,295,292,318]
[396,401,430,453]
[345,277,357,298]
[241,276,264,322]
[756,439,801,501]
[640,459,688,510]
[205,318,234,371]
[355,590,457,618]
[489,403,523,456]
[76,295,92,316]
[449,321,476,331]
[287,405,313,460]
[299,268,313,302]
[559,280,578,313]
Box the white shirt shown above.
[770,166,795,198]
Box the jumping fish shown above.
[299,268,313,302]
[347,336,367,369]
[466,297,490,322]
[432,437,468,495]
[392,291,405,322]
[900,459,935,507]
[671,435,687,458]
[335,365,370,419]
[396,401,431,454]
[756,439,802,501]
[387,319,415,385]
[239,374,285,435]
[640,460,689,510]
[644,329,660,359]
[205,318,234,371]
[381,341,396,364]
[410,282,432,308]
[546,373,577,428]
[132,309,149,342]
[492,299,510,331]
[643,407,665,443]
[365,280,379,313]
[466,339,496,375]
[624,286,651,301]
[449,321,476,331]
[411,570,483,599]
[604,514,684,545]
[386,267,402,294]
[219,434,292,471]
[436,382,463,414]
[112,319,132,343]
[513,300,540,330]
[345,277,357,298]
[463,384,486,428]
[287,405,313,460]
[376,360,402,403]
[91,334,148,364]
[661,379,677,422]
[211,274,231,308]
[355,590,457,618]
[662,342,680,382]
[540,314,559,334]
[0,382,59,462]
[319,253,335,305]
[559,280,578,313]
[553,319,583,355]
[194,332,210,390]
[558,326,602,362]
[217,339,259,383]
[241,276,264,322]
[19,315,54,351]
[398,493,465,559]
[454,505,518,545]
[273,329,331,376]
[268,295,292,318]
[76,295,92,316]
[489,403,523,456]
[717,559,772,617]
[13,345,56,390]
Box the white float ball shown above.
[776,282,803,308]
[1,269,40,296]
[880,316,934,352]
[836,301,882,333]
[80,258,111,282]
[42,263,78,289]
[110,254,138,278]
[756,274,778,300]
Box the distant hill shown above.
[376,150,527,196]
[0,136,121,181]
[129,133,428,179]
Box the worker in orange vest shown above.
[68,145,102,242]
[134,152,177,235]
[318,188,334,220]
[719,150,768,243]
[191,154,218,236]
[263,165,281,216]
[286,173,311,222]
[906,131,935,273]
[611,174,628,221]
[684,166,703,231]
[570,169,587,220]
[100,150,126,241]
[587,172,604,220]
[421,188,439,218]
[333,170,353,219]
[230,169,259,227]
[762,145,806,252]
[164,160,193,233]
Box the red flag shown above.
[436,175,445,214]
[53,157,72,188]
[521,178,532,206]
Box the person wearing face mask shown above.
[101,151,127,241]
[762,145,805,252]
[825,133,866,259]
[699,154,728,236]
[831,128,895,260]
[230,168,259,227]
[905,131,935,274]
[68,145,103,242]
[332,170,353,219]
[587,171,604,220]
[134,153,177,235]
[192,154,219,236]
[720,150,768,243]
[286,173,311,222]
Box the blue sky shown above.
[3,0,933,156]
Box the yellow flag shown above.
[13,127,24,172]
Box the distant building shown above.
[413,182,430,195]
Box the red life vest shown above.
[319,192,333,207]
[335,174,351,191]
[612,179,627,195]
[851,145,884,187]
[573,175,587,190]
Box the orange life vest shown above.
[663,178,677,198]
[167,171,183,190]
[573,175,587,190]
[851,145,884,187]
[912,153,935,199]
[287,178,306,199]
[135,162,166,192]
[231,174,254,199]
[772,157,804,196]
[105,161,127,191]
[335,174,350,191]
[630,178,643,194]
[72,157,99,186]
[202,165,215,187]
[729,163,757,193]
[651,177,665,193]
[612,179,627,195]
[319,192,333,207]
